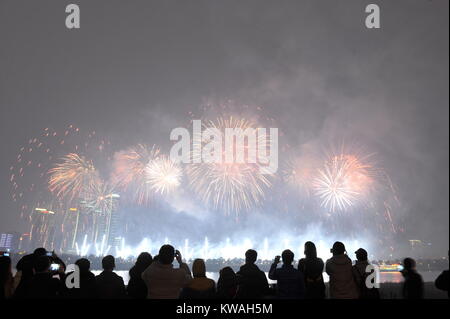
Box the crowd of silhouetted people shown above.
[0,241,448,299]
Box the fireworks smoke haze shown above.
[0,1,447,260]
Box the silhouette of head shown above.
[218,267,237,288]
[102,255,115,271]
[219,266,236,280]
[159,245,175,265]
[245,249,257,264]
[403,258,416,271]
[75,258,91,273]
[34,255,50,273]
[355,248,368,261]
[304,241,317,259]
[282,249,294,265]
[33,247,47,257]
[136,252,153,269]
[192,259,206,278]
[331,242,346,256]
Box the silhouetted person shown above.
[0,255,14,299]
[269,250,305,299]
[127,252,153,299]
[298,241,325,299]
[141,245,192,299]
[95,255,126,299]
[401,258,423,299]
[216,267,238,299]
[434,251,449,298]
[236,249,269,299]
[180,259,216,299]
[64,258,97,299]
[26,255,63,299]
[352,248,380,299]
[325,241,359,299]
[13,247,47,298]
[435,270,449,298]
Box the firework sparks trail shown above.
[145,154,182,195]
[10,125,110,214]
[48,153,101,203]
[187,116,273,215]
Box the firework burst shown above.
[48,153,100,203]
[85,181,118,213]
[111,144,160,205]
[10,125,110,214]
[313,153,375,212]
[145,155,182,195]
[187,116,273,215]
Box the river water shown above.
[91,270,442,286]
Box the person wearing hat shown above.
[325,241,359,299]
[352,248,380,299]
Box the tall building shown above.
[104,194,121,249]
[86,194,120,252]
[0,232,20,252]
[29,208,56,250]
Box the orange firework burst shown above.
[10,125,110,214]
[48,153,101,203]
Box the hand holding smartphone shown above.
[50,263,60,271]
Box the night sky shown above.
[0,0,448,257]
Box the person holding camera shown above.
[269,250,305,299]
[14,249,65,299]
[325,241,359,299]
[141,245,192,299]
[26,255,64,299]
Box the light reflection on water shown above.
[93,270,439,286]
